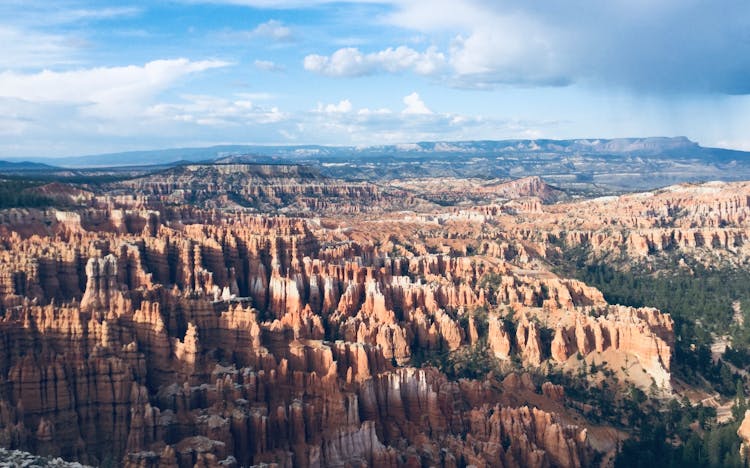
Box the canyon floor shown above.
[1,163,750,467]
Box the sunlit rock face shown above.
[739,411,750,460]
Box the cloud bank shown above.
[304,46,445,77]
[302,0,750,94]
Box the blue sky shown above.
[1,0,749,157]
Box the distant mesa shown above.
[0,136,721,168]
[212,153,275,164]
[176,161,324,180]
[2,136,750,193]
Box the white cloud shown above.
[250,19,292,41]
[402,92,431,115]
[447,23,568,88]
[0,59,230,118]
[300,0,750,93]
[301,6,567,87]
[254,59,285,72]
[0,85,558,157]
[0,59,238,155]
[304,45,446,77]
[294,93,538,146]
[146,94,286,126]
[316,99,353,113]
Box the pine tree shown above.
[733,379,747,421]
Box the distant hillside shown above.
[6,137,750,191]
[0,160,58,171]
[7,137,735,167]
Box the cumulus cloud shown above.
[301,21,566,87]
[293,92,546,145]
[304,45,446,77]
[316,99,353,113]
[146,94,286,126]
[447,23,570,88]
[402,92,431,115]
[250,19,292,41]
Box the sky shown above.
[1,0,749,158]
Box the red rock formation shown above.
[81,255,120,313]
[7,169,730,467]
[531,305,674,389]
[738,410,750,461]
[516,318,543,366]
[542,381,566,402]
[488,314,512,360]
[551,325,573,363]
